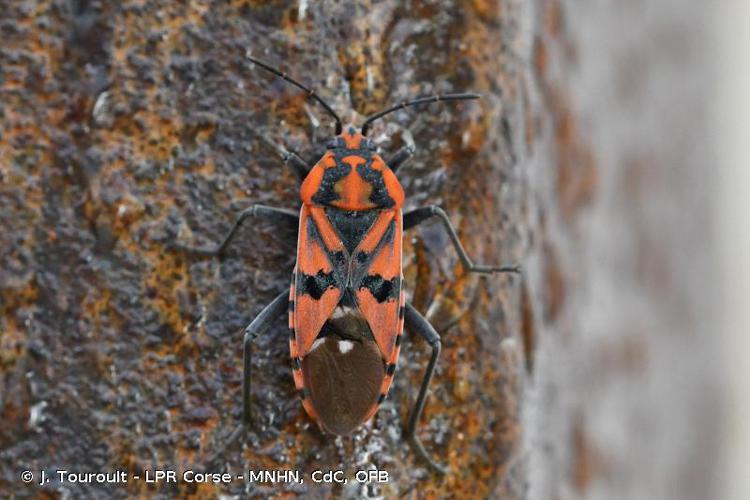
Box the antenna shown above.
[360,93,480,136]
[246,55,343,134]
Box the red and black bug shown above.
[174,56,520,474]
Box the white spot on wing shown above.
[338,340,354,354]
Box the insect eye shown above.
[326,139,338,150]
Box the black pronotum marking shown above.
[312,162,350,205]
[312,145,395,209]
[395,334,402,346]
[356,162,395,208]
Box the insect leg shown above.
[386,143,416,173]
[403,205,521,274]
[241,289,290,425]
[171,205,298,257]
[259,134,311,182]
[207,289,290,463]
[403,302,446,475]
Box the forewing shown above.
[293,206,345,356]
[353,209,403,361]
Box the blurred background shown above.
[718,0,750,499]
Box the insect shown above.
[173,56,520,474]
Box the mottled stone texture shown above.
[0,0,718,499]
